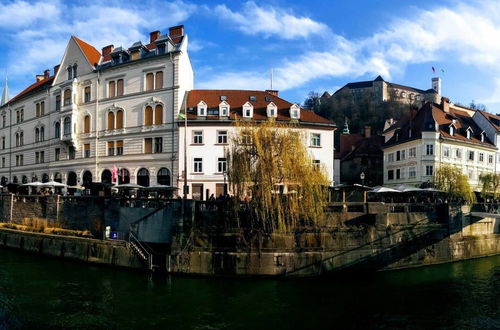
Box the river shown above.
[0,248,498,329]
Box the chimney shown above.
[169,25,184,43]
[102,44,114,56]
[53,65,60,76]
[44,69,50,79]
[265,90,279,97]
[364,125,371,138]
[149,30,161,43]
[36,75,44,82]
[441,97,450,113]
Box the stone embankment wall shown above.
[170,203,500,277]
[0,228,144,269]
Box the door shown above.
[192,184,203,200]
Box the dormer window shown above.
[219,101,230,117]
[220,96,227,101]
[197,101,207,117]
[249,96,256,102]
[267,102,277,118]
[449,126,454,136]
[290,104,300,119]
[466,127,473,139]
[480,132,485,142]
[408,128,412,138]
[242,102,253,118]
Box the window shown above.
[144,138,152,154]
[311,133,321,147]
[1,137,4,149]
[157,168,170,186]
[396,169,401,179]
[218,157,227,173]
[312,159,321,169]
[107,112,115,130]
[426,144,434,155]
[388,153,394,163]
[55,95,61,111]
[193,131,203,144]
[2,115,5,127]
[35,152,39,164]
[208,108,219,116]
[84,86,91,102]
[154,105,163,125]
[55,148,60,161]
[220,106,229,117]
[84,144,90,158]
[217,130,228,144]
[425,165,433,176]
[63,117,71,136]
[63,89,71,106]
[249,96,256,101]
[466,129,471,139]
[116,140,123,155]
[68,146,75,160]
[468,170,474,180]
[443,146,450,158]
[108,81,116,98]
[146,73,154,91]
[35,128,40,142]
[40,151,44,163]
[290,107,300,119]
[241,133,252,145]
[449,126,454,136]
[67,66,72,80]
[488,154,494,164]
[401,150,406,160]
[72,64,77,78]
[111,110,122,130]
[117,79,124,96]
[480,133,485,143]
[456,148,462,159]
[468,150,475,161]
[197,102,207,116]
[40,101,44,116]
[409,147,416,158]
[155,71,163,89]
[244,108,252,117]
[55,122,61,138]
[396,151,401,161]
[36,103,40,117]
[1,158,4,168]
[388,170,394,180]
[409,167,416,178]
[16,154,23,166]
[39,126,45,141]
[479,153,484,163]
[194,158,203,173]
[84,115,90,133]
[108,141,115,156]
[144,106,153,126]
[154,137,162,153]
[16,109,24,124]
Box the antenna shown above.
[270,68,273,90]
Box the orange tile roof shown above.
[186,90,333,125]
[73,36,101,67]
[7,76,54,104]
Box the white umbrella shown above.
[40,181,67,187]
[394,184,423,192]
[22,182,43,187]
[114,183,144,189]
[370,186,401,193]
[144,185,179,190]
[67,185,85,190]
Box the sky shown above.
[1,0,500,111]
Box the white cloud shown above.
[214,1,328,39]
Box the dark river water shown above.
[0,248,499,330]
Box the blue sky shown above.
[1,0,500,110]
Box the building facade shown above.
[383,98,497,190]
[177,90,335,200]
[0,26,193,188]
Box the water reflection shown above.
[0,248,498,329]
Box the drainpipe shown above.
[168,52,175,188]
[95,70,100,182]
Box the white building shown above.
[383,98,497,190]
[178,90,335,200]
[0,25,193,189]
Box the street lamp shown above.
[360,171,365,186]
[223,171,228,196]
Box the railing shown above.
[129,231,153,270]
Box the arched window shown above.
[101,169,112,184]
[63,117,71,136]
[42,173,49,183]
[155,71,163,89]
[154,105,163,125]
[54,172,62,183]
[63,89,71,106]
[157,168,171,186]
[67,171,77,186]
[20,132,23,146]
[84,115,90,133]
[137,168,150,187]
[55,122,61,138]
[0,177,7,186]
[40,126,44,141]
[13,176,18,184]
[108,81,116,98]
[107,112,115,130]
[83,171,92,186]
[116,110,124,129]
[31,175,38,183]
[35,128,40,142]
[72,64,77,78]
[118,168,130,184]
[22,176,27,184]
[146,73,154,91]
[117,79,124,96]
[67,66,72,80]
[144,106,153,126]
[15,133,19,147]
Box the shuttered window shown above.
[146,73,154,91]
[144,106,153,126]
[144,138,152,154]
[108,81,116,98]
[116,110,123,129]
[155,71,163,89]
[154,105,163,125]
[84,115,90,133]
[107,112,115,130]
[117,79,124,96]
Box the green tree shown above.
[434,165,475,204]
[226,119,329,233]
[479,173,500,200]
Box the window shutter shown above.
[116,110,124,129]
[109,81,116,98]
[107,112,115,130]
[146,73,154,91]
[155,71,163,89]
[154,105,163,125]
[144,138,152,154]
[145,106,153,126]
[117,79,124,96]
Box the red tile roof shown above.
[73,36,101,67]
[186,90,333,125]
[7,76,54,104]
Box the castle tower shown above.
[0,76,9,106]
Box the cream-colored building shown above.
[383,98,497,190]
[0,26,193,188]
[178,90,335,200]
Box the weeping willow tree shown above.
[479,173,500,200]
[226,119,330,233]
[434,164,475,204]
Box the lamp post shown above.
[223,171,227,196]
[360,171,365,186]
